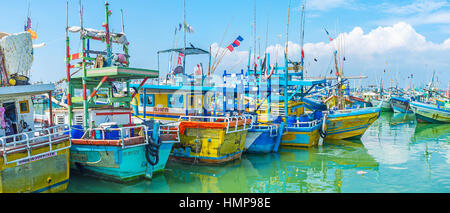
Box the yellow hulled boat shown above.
[0,84,71,193]
[324,107,381,140]
[171,115,252,164]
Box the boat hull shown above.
[245,130,277,153]
[410,101,450,124]
[152,142,175,173]
[170,124,248,164]
[69,144,154,182]
[391,97,413,113]
[325,108,380,140]
[0,140,70,193]
[371,99,392,112]
[281,123,321,148]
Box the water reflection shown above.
[389,113,416,126]
[67,173,171,193]
[161,139,378,193]
[66,112,450,193]
[412,123,450,143]
[251,140,378,193]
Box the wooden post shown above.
[49,91,54,127]
[66,1,73,126]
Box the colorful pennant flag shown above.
[184,22,194,33]
[324,28,334,41]
[24,17,31,31]
[227,45,234,52]
[177,52,183,65]
[27,29,37,40]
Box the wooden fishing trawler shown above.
[51,1,176,182]
[319,51,381,140]
[0,31,71,192]
[409,75,449,123]
[244,54,325,149]
[390,96,413,113]
[366,82,393,112]
[370,97,392,112]
[242,3,326,150]
[410,99,449,123]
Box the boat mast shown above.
[80,0,89,129]
[182,0,186,75]
[65,1,73,126]
[284,0,291,121]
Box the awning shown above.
[157,47,209,55]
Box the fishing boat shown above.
[240,55,282,153]
[410,100,449,123]
[370,97,392,112]
[324,107,380,140]
[52,1,175,182]
[409,72,450,123]
[245,3,325,149]
[0,31,71,192]
[319,50,381,140]
[132,46,253,164]
[390,96,413,113]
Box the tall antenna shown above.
[182,0,186,75]
[265,14,269,54]
[121,9,125,33]
[286,0,291,59]
[254,0,257,66]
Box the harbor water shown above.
[65,112,450,193]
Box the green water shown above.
[65,113,450,193]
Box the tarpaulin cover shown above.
[68,26,129,45]
[0,32,33,76]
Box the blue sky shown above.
[1,0,449,90]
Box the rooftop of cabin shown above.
[157,47,209,55]
[0,84,55,98]
[70,66,159,84]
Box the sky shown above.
[0,0,449,90]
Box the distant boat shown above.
[390,96,413,113]
[410,100,450,124]
[371,98,392,112]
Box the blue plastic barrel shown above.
[298,115,309,127]
[287,115,297,127]
[314,110,323,120]
[71,125,84,139]
[105,125,120,140]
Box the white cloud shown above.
[376,1,450,27]
[211,22,450,88]
[382,0,449,15]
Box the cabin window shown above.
[168,94,184,108]
[19,100,29,114]
[189,96,195,108]
[140,94,155,107]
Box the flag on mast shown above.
[324,28,333,41]
[227,36,244,52]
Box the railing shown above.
[178,114,254,134]
[252,123,279,137]
[80,125,149,149]
[159,122,180,143]
[285,119,322,129]
[0,124,71,165]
